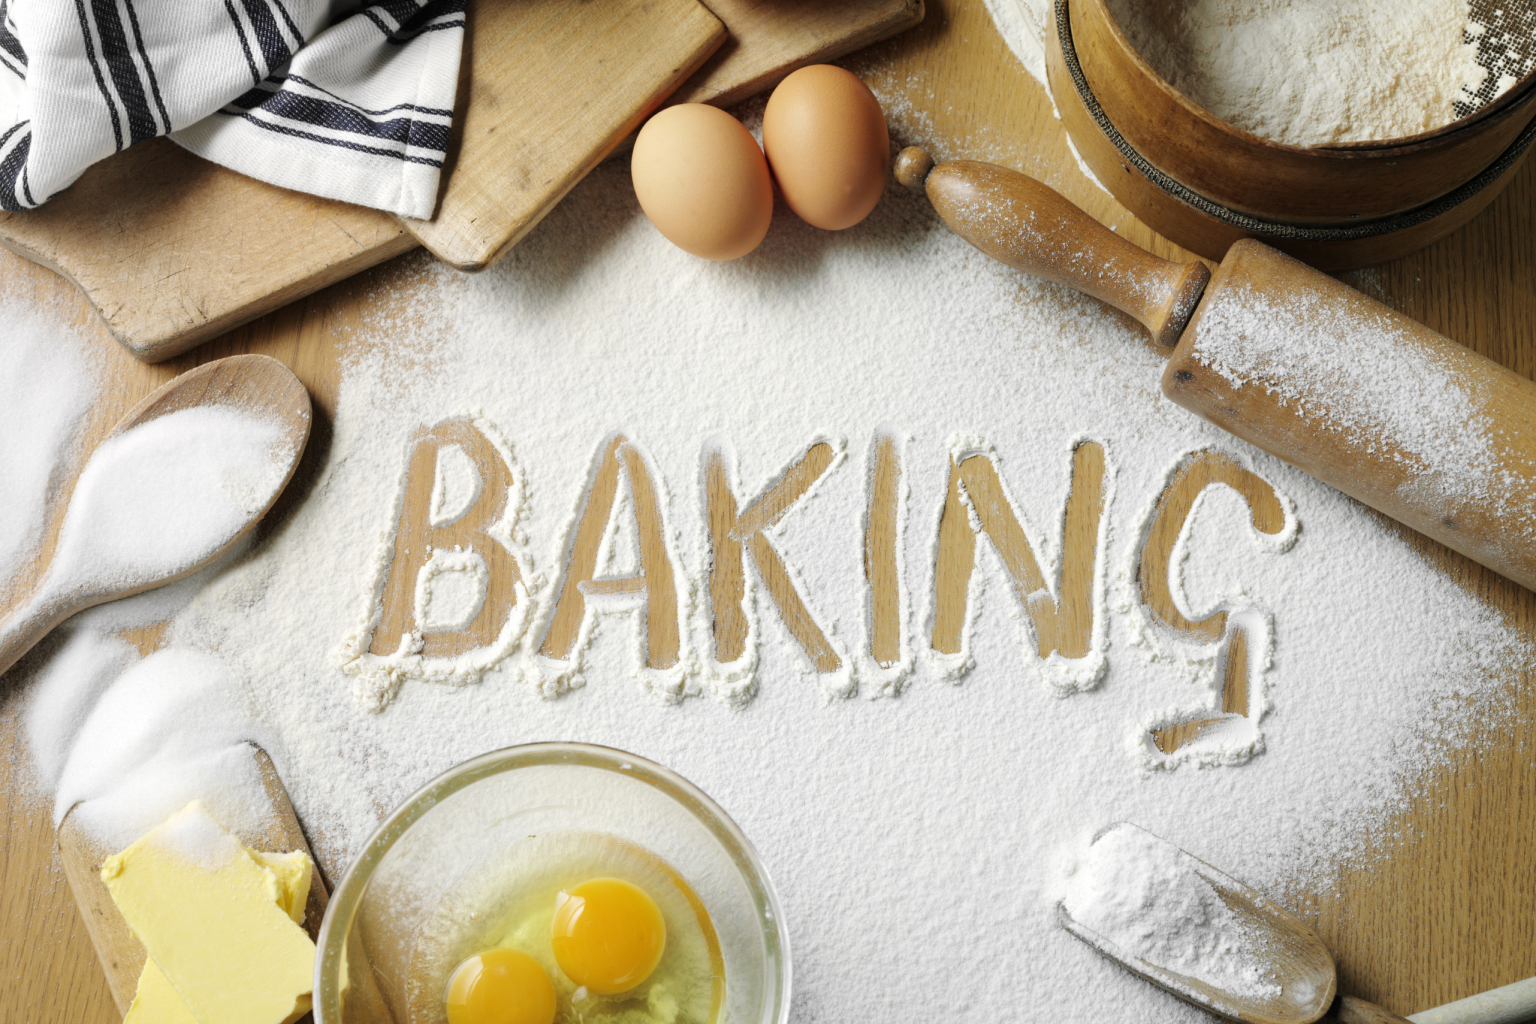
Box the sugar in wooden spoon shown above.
[0,354,310,677]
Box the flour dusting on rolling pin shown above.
[902,148,1536,593]
[1167,241,1536,587]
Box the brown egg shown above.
[631,104,774,261]
[762,65,890,231]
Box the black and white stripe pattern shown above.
[224,74,453,167]
[0,0,26,79]
[0,0,464,216]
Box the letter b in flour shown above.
[344,418,530,709]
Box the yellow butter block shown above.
[102,802,316,1024]
[250,849,314,926]
[123,837,315,1024]
[123,960,198,1024]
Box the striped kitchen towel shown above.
[0,0,465,219]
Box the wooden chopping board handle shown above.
[1332,994,1414,1024]
[911,152,1210,347]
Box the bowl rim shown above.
[312,741,793,1024]
[1083,0,1536,155]
[1055,0,1536,240]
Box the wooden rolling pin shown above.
[894,147,1536,593]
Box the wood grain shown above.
[672,0,924,110]
[0,139,413,364]
[399,0,727,271]
[2,2,1535,1024]
[1333,995,1417,1024]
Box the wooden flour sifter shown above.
[894,147,1536,593]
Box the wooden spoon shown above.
[0,354,310,678]
[1059,822,1410,1024]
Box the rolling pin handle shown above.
[923,159,1210,347]
[894,145,936,190]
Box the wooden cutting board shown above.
[0,0,924,364]
[407,0,925,270]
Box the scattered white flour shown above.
[9,149,1530,1023]
[0,306,95,590]
[983,0,1536,147]
[430,444,483,527]
[1062,823,1280,1000]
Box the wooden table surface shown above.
[2,1,1534,1021]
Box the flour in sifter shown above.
[984,0,1534,146]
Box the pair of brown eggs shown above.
[631,65,890,260]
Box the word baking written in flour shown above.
[337,416,1298,766]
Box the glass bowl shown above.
[313,743,790,1024]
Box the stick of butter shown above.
[250,849,314,927]
[101,802,316,1024]
[122,837,315,1024]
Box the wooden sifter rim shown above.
[1053,0,1536,243]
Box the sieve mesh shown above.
[1457,0,1536,117]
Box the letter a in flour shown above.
[536,435,683,677]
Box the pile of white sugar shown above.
[43,405,294,595]
[4,98,1532,1023]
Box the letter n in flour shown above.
[929,439,1110,693]
[1133,450,1296,765]
[343,416,532,711]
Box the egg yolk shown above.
[550,877,667,995]
[445,948,557,1024]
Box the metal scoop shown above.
[1058,822,1406,1024]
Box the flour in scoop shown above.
[43,405,294,595]
[1063,824,1281,1000]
